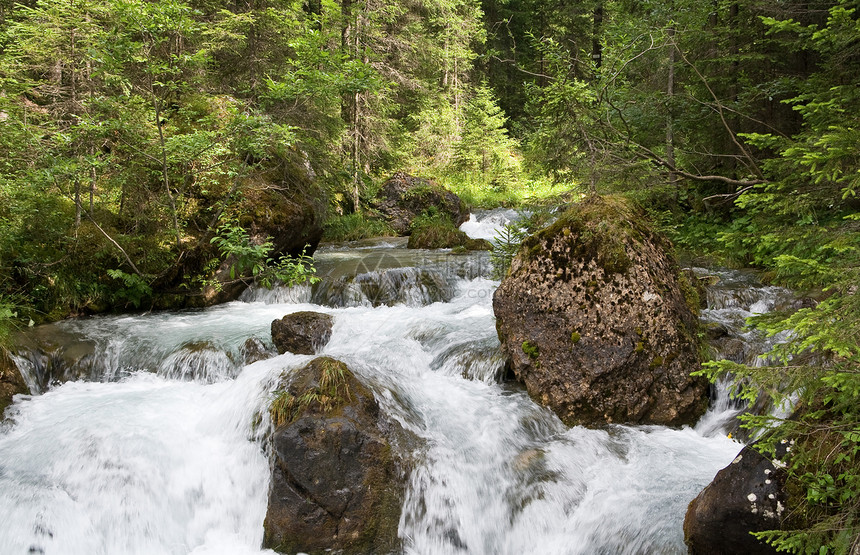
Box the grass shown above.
[270,357,353,427]
[407,211,492,250]
[438,172,580,209]
[322,213,397,242]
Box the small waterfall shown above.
[694,267,797,438]
[242,238,491,308]
[459,208,523,241]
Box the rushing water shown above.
[0,212,789,554]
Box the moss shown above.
[649,356,664,368]
[570,331,581,344]
[520,195,653,276]
[270,357,353,426]
[522,340,540,359]
[677,269,705,313]
[407,214,491,250]
[635,341,645,353]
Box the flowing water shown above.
[0,211,791,555]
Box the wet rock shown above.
[157,341,238,383]
[704,322,731,340]
[684,442,789,555]
[241,337,274,364]
[271,311,333,355]
[0,349,29,417]
[10,325,98,391]
[493,195,708,426]
[264,357,408,554]
[372,172,468,235]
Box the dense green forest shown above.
[0,0,857,552]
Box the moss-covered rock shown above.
[372,172,468,235]
[493,194,708,426]
[154,163,325,308]
[406,216,493,251]
[263,357,410,555]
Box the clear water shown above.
[1,214,786,554]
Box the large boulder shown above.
[0,349,29,417]
[372,172,468,235]
[271,311,333,355]
[684,442,789,554]
[263,357,408,554]
[493,195,707,426]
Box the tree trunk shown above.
[592,4,603,70]
[666,25,676,183]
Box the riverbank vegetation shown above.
[0,0,857,551]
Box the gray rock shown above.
[271,311,333,355]
[241,337,274,364]
[493,195,708,426]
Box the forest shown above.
[0,0,857,552]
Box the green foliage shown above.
[209,219,318,290]
[694,215,860,554]
[322,213,396,242]
[490,206,557,279]
[407,210,491,250]
[107,270,153,309]
[453,85,522,188]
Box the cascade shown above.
[0,211,790,554]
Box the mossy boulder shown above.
[406,217,493,251]
[271,311,333,355]
[684,442,789,555]
[372,172,468,235]
[492,194,708,426]
[0,349,29,417]
[263,357,409,554]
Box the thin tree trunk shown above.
[153,87,181,249]
[74,180,81,228]
[666,26,676,184]
[592,4,603,70]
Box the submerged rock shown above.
[493,195,708,426]
[372,172,468,235]
[264,357,408,554]
[684,442,789,554]
[271,311,333,355]
[0,349,29,417]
